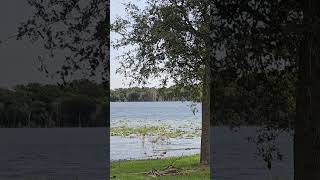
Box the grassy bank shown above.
[110,155,209,180]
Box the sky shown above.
[0,0,51,88]
[110,0,173,89]
[0,0,154,89]
[110,0,147,89]
[0,0,90,88]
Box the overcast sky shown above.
[110,0,173,89]
[110,0,146,89]
[0,0,51,88]
[0,0,157,89]
[0,0,105,88]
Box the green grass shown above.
[110,155,210,180]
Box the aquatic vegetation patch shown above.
[110,124,201,138]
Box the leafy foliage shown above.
[16,0,109,84]
[112,0,211,99]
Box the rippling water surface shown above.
[111,101,202,128]
[111,101,202,160]
[0,128,108,180]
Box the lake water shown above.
[0,128,108,180]
[111,102,202,160]
[0,102,294,179]
[211,127,293,180]
[111,101,202,128]
[111,102,294,179]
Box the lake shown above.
[0,102,294,179]
[111,101,294,179]
[0,128,108,180]
[211,127,293,180]
[111,101,202,160]
[111,101,202,128]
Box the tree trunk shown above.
[208,54,215,175]
[207,3,216,174]
[295,1,320,179]
[200,4,216,165]
[200,72,210,165]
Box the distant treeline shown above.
[110,86,197,102]
[0,79,107,128]
[110,71,295,128]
